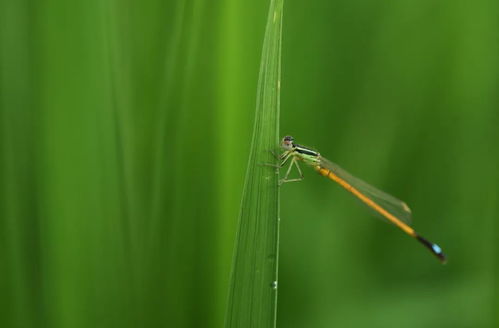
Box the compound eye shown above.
[281,135,294,150]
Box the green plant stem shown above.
[225,0,284,327]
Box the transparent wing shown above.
[319,157,412,225]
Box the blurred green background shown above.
[0,0,498,327]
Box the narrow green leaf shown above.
[225,0,284,327]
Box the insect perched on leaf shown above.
[277,135,446,263]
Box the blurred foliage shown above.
[0,0,497,328]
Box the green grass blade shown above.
[225,0,284,327]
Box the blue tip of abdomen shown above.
[432,243,442,254]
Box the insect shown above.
[277,135,446,263]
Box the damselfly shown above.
[278,135,446,263]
